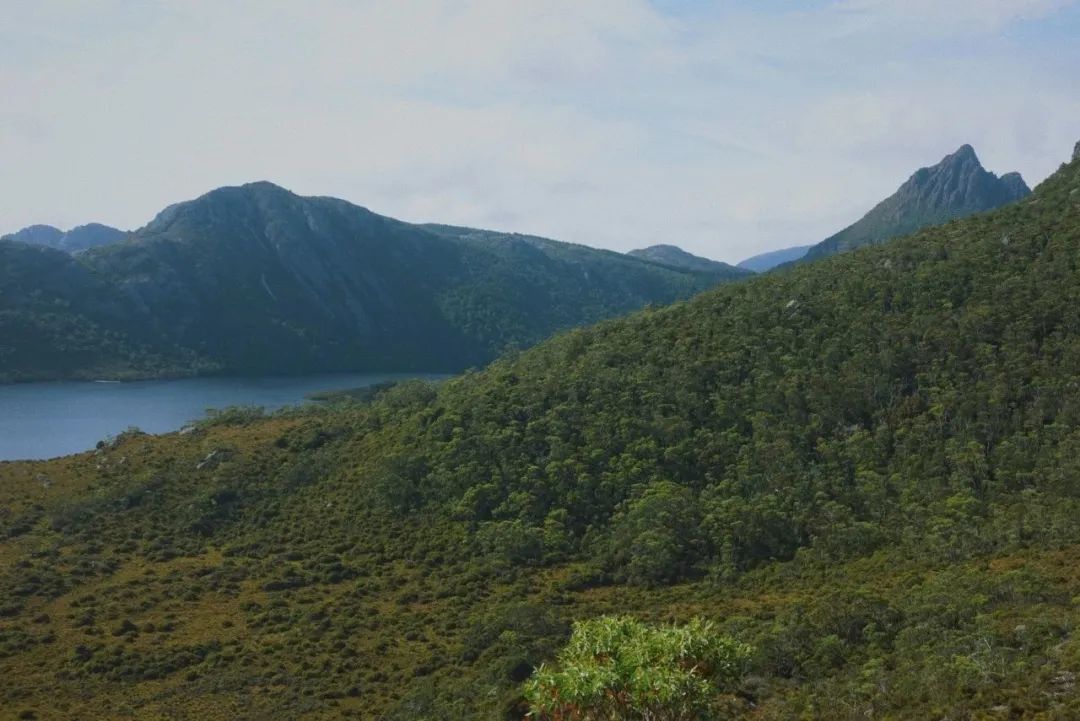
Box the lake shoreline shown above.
[0,372,448,462]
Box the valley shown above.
[2,145,1078,720]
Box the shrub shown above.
[523,616,751,721]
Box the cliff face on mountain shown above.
[801,144,1030,262]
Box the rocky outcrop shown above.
[802,144,1031,262]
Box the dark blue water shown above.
[0,373,442,461]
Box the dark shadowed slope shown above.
[0,183,737,381]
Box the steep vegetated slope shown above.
[800,144,1030,263]
[0,241,210,380]
[0,183,730,382]
[2,151,1080,720]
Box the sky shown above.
[2,1,1079,263]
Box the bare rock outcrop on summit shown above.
[801,144,1030,262]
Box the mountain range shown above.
[638,144,1028,275]
[729,144,1030,273]
[1,142,1078,720]
[0,222,126,253]
[0,145,1034,383]
[0,183,735,382]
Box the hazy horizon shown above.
[3,1,1079,263]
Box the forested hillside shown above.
[0,183,726,382]
[1,150,1079,720]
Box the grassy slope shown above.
[2,157,1080,720]
[2,424,1078,720]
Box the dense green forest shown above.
[1,151,1079,720]
[0,183,739,382]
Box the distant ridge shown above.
[627,244,749,278]
[800,144,1030,263]
[1,222,126,253]
[736,245,812,272]
[0,182,740,382]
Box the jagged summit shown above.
[949,143,978,161]
[802,144,1030,262]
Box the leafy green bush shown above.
[524,616,751,720]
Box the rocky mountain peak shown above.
[947,143,979,164]
[800,144,1031,262]
[999,172,1031,201]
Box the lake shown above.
[0,372,444,461]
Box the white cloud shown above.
[0,0,1078,262]
[831,0,1074,33]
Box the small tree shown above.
[523,616,751,721]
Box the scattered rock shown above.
[196,449,233,470]
[34,474,52,489]
[1050,670,1076,695]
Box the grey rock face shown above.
[802,144,1031,262]
[1073,140,1080,162]
[999,172,1032,203]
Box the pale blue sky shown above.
[2,1,1078,262]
